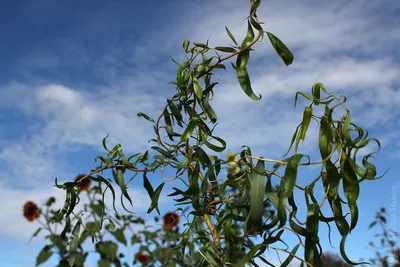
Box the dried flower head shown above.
[75,174,91,191]
[135,252,150,265]
[23,201,39,222]
[163,212,180,229]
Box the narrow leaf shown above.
[137,112,155,123]
[267,32,294,66]
[236,67,262,100]
[225,26,239,46]
[147,182,165,215]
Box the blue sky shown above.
[0,0,399,266]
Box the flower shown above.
[23,201,39,221]
[163,212,180,229]
[228,165,240,175]
[135,252,150,265]
[226,152,237,165]
[75,174,91,191]
[226,152,240,174]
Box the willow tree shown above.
[32,0,386,266]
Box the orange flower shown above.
[23,201,39,222]
[163,212,180,229]
[75,174,91,191]
[136,252,150,265]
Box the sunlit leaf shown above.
[236,67,262,100]
[266,32,294,66]
[193,77,203,99]
[246,159,265,235]
[183,39,190,52]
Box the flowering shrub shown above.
[25,181,196,266]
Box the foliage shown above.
[25,187,205,266]
[26,0,388,266]
[366,208,400,267]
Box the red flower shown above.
[163,212,180,229]
[75,174,91,191]
[136,252,150,265]
[23,201,39,222]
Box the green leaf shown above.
[49,234,67,254]
[368,221,377,229]
[179,117,199,144]
[193,77,203,99]
[85,221,101,233]
[250,16,263,33]
[225,26,239,46]
[96,241,118,261]
[200,131,226,152]
[281,244,300,267]
[202,92,217,123]
[91,176,119,214]
[151,146,175,159]
[102,134,110,152]
[68,221,81,266]
[341,154,360,231]
[90,202,104,217]
[142,171,160,214]
[174,156,191,169]
[193,42,208,49]
[236,49,250,70]
[105,219,116,231]
[304,203,322,267]
[60,216,71,242]
[214,46,237,53]
[183,39,190,52]
[234,243,263,267]
[299,107,312,141]
[29,227,42,243]
[115,168,133,212]
[266,32,294,66]
[340,235,372,266]
[169,102,183,127]
[66,188,77,219]
[36,245,53,266]
[241,20,255,49]
[250,0,261,15]
[236,67,261,100]
[147,182,165,215]
[137,112,155,123]
[246,159,265,235]
[277,154,305,227]
[143,171,154,197]
[110,228,127,246]
[312,83,322,105]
